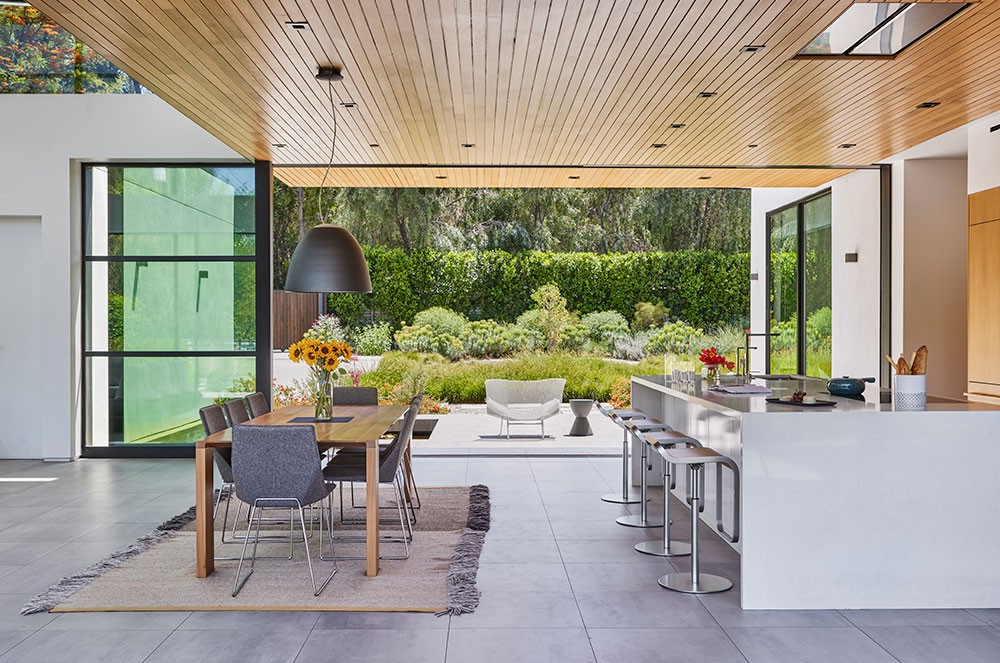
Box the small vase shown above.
[314,371,333,420]
[706,365,721,386]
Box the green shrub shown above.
[362,352,662,403]
[526,284,572,351]
[703,323,746,358]
[394,324,463,359]
[327,248,750,330]
[349,322,393,355]
[632,301,669,331]
[412,306,467,336]
[560,323,589,352]
[302,314,345,342]
[647,320,704,355]
[806,306,832,350]
[581,310,630,348]
[612,331,650,361]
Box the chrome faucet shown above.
[742,331,780,377]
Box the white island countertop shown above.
[631,374,999,415]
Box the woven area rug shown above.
[23,484,490,615]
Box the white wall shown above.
[896,160,968,400]
[0,94,243,460]
[0,218,43,458]
[749,171,882,398]
[830,170,882,395]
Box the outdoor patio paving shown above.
[1,456,999,662]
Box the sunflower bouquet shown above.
[288,338,354,420]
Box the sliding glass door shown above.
[83,164,268,452]
[767,190,833,377]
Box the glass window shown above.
[83,165,259,449]
[768,207,798,375]
[767,191,833,377]
[798,2,968,57]
[0,4,148,93]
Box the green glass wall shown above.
[83,165,260,448]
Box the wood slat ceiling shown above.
[32,0,999,189]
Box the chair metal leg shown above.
[636,459,691,557]
[602,422,644,504]
[297,504,336,596]
[232,503,263,597]
[617,435,663,527]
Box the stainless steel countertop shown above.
[631,374,1000,416]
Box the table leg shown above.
[195,445,215,577]
[365,440,380,576]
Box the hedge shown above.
[328,248,751,329]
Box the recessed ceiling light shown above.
[340,101,356,108]
[748,144,759,148]
[568,175,581,180]
[697,92,717,98]
[838,143,857,149]
[915,101,940,109]
[285,21,310,31]
[369,143,380,148]
[461,143,475,148]
[742,44,766,53]
[435,175,447,180]
[698,176,712,180]
[669,123,686,129]
[651,143,666,149]
[271,142,287,148]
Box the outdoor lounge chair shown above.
[484,378,565,438]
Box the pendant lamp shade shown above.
[284,225,372,293]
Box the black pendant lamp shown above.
[284,224,372,293]
[283,66,372,293]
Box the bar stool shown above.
[634,431,703,557]
[616,418,672,528]
[656,446,741,594]
[597,404,647,504]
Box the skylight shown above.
[799,2,968,57]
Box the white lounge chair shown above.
[484,378,566,438]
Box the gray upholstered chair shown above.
[230,424,338,597]
[245,392,270,419]
[332,387,422,511]
[223,398,251,426]
[322,395,421,559]
[199,404,233,520]
[331,386,379,405]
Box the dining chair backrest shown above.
[199,404,233,484]
[199,404,228,436]
[223,398,251,426]
[231,425,329,507]
[245,392,271,418]
[331,386,379,406]
[377,395,422,483]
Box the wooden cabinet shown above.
[968,187,1000,400]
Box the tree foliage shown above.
[271,182,750,287]
[0,6,139,93]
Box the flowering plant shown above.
[698,346,735,371]
[288,338,353,419]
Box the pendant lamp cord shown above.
[316,78,337,224]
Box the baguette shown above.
[911,345,928,375]
[884,354,898,373]
[896,354,910,375]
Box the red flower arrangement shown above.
[698,347,735,371]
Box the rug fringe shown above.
[21,506,199,615]
[439,483,491,616]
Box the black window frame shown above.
[80,161,271,458]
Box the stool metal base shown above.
[616,514,663,528]
[658,572,732,594]
[601,492,645,505]
[634,539,690,557]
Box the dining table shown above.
[196,403,409,578]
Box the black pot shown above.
[827,376,876,397]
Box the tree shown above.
[0,6,133,93]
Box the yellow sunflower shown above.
[323,355,340,371]
[288,343,303,363]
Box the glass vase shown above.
[314,371,333,420]
[706,365,721,386]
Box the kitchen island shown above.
[632,374,1000,610]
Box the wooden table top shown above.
[198,404,408,449]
